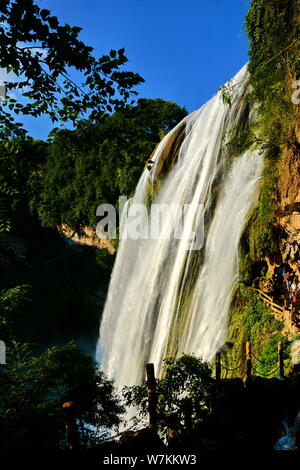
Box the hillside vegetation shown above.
[224,0,300,373]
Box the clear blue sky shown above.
[24,0,250,139]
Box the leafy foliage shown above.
[0,0,189,452]
[36,99,187,230]
[0,138,47,232]
[0,342,124,450]
[236,0,300,279]
[123,354,213,431]
[0,133,116,340]
[219,81,233,107]
[0,0,144,137]
[0,284,31,339]
[245,0,300,146]
[0,137,119,450]
[223,284,284,378]
[255,333,291,376]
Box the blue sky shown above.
[20,0,250,139]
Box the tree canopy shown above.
[123,355,213,431]
[0,0,144,137]
[0,342,124,450]
[37,99,187,231]
[0,0,189,452]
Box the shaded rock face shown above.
[153,121,186,180]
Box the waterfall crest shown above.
[97,65,263,388]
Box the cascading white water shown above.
[97,65,263,388]
[179,149,262,356]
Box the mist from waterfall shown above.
[97,65,263,388]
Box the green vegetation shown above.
[0,0,299,452]
[256,333,291,376]
[0,342,124,450]
[224,0,299,154]
[227,0,300,278]
[0,0,144,137]
[0,97,186,343]
[0,137,114,346]
[236,0,300,268]
[123,354,213,430]
[245,0,300,149]
[0,0,167,451]
[37,99,186,231]
[209,0,300,390]
[223,284,286,378]
[0,133,119,452]
[0,1,186,449]
[144,178,162,209]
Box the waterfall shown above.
[97,65,263,388]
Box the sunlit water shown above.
[97,65,263,388]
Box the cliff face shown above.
[277,110,300,273]
[279,111,300,208]
[58,224,116,254]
